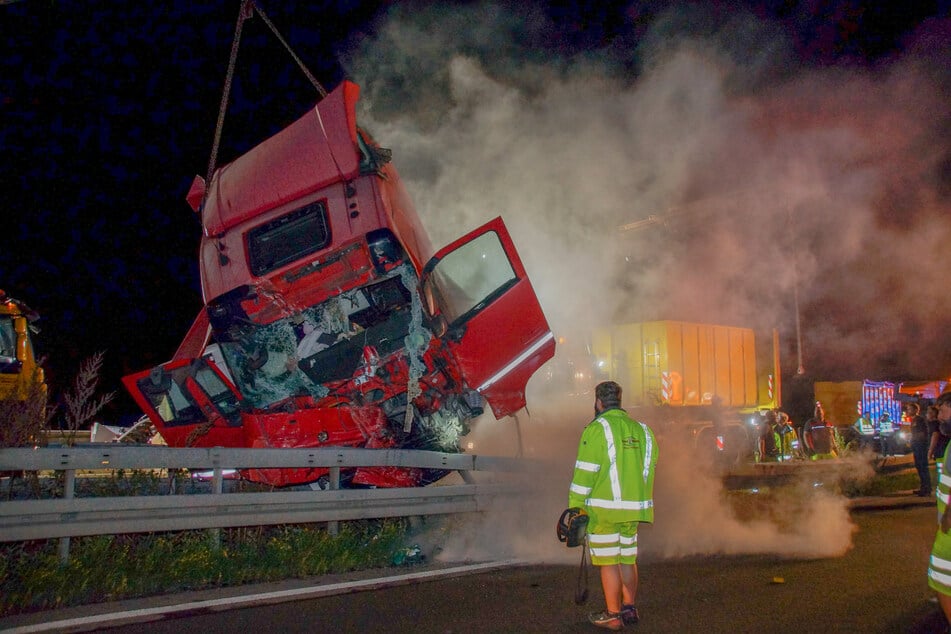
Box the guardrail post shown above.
[58,468,75,565]
[459,470,476,485]
[328,466,340,536]
[209,450,223,549]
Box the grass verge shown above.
[0,519,409,617]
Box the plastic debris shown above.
[392,544,425,566]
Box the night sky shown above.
[2,1,950,422]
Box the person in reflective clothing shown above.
[879,412,897,455]
[927,392,951,626]
[929,405,950,484]
[569,381,658,630]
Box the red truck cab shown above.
[122,81,554,487]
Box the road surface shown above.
[2,502,944,634]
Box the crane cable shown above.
[203,0,328,209]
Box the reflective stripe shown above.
[596,417,622,502]
[589,531,638,559]
[570,483,592,496]
[575,460,600,472]
[620,535,637,555]
[932,554,951,573]
[639,421,653,482]
[585,416,654,511]
[589,533,620,544]
[587,498,654,510]
[939,490,950,506]
[930,568,951,587]
[477,331,555,392]
[941,473,951,488]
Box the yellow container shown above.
[591,321,777,410]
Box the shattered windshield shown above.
[213,265,429,409]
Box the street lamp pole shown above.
[787,207,805,375]
[793,270,805,375]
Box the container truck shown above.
[590,320,782,464]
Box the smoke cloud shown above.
[419,394,860,563]
[346,1,951,382]
[341,3,947,559]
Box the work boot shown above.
[588,610,624,630]
[621,605,639,625]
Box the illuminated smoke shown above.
[423,392,860,562]
[347,1,951,381]
[342,3,949,559]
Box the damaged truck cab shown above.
[122,81,554,487]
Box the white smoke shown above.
[422,393,860,562]
[342,2,949,560]
[346,1,951,381]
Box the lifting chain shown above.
[203,0,328,208]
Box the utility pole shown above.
[787,207,805,375]
[793,269,805,375]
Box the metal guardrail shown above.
[0,446,528,546]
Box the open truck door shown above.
[422,217,555,418]
[121,356,244,447]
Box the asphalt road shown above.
[4,502,944,634]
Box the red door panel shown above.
[423,217,555,418]
[121,357,244,447]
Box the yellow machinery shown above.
[0,290,46,402]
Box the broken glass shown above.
[212,263,432,411]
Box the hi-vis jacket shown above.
[569,407,658,524]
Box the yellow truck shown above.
[590,320,782,464]
[0,290,46,403]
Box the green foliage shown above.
[0,520,408,616]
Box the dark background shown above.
[1,0,948,422]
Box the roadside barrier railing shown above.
[0,445,530,561]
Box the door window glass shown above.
[194,362,241,420]
[425,231,517,324]
[0,318,15,358]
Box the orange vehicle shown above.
[122,81,555,488]
[0,290,45,403]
